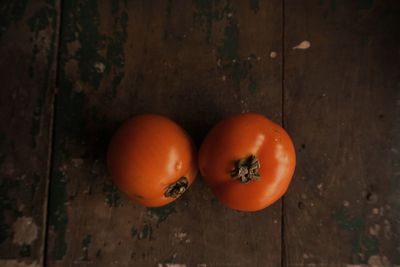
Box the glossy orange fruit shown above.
[199,113,296,211]
[107,114,197,207]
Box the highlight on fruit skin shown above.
[198,112,296,212]
[107,114,198,207]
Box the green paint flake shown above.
[232,61,251,86]
[0,0,29,37]
[103,181,121,207]
[30,173,41,200]
[248,79,258,93]
[0,132,6,164]
[218,17,239,61]
[131,227,138,239]
[0,132,5,144]
[112,0,120,14]
[72,1,105,89]
[139,223,152,240]
[48,170,68,260]
[106,2,128,97]
[79,234,92,261]
[334,207,364,231]
[131,222,153,240]
[28,44,39,78]
[320,0,337,18]
[193,0,229,43]
[333,207,380,264]
[250,0,259,13]
[0,177,21,243]
[330,0,337,13]
[0,154,5,165]
[27,6,51,37]
[217,15,253,90]
[19,244,31,257]
[30,98,42,148]
[361,236,379,259]
[164,0,172,40]
[148,202,176,224]
[0,216,12,243]
[357,0,374,10]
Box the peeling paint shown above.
[106,2,128,97]
[193,0,229,43]
[217,12,253,90]
[103,181,121,207]
[12,216,38,245]
[333,207,381,261]
[48,68,85,260]
[60,0,128,97]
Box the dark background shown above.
[0,0,399,266]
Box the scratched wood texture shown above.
[46,0,283,266]
[284,0,400,266]
[0,0,60,266]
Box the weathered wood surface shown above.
[47,0,283,266]
[284,0,400,266]
[1,0,400,266]
[0,0,60,266]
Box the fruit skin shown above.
[107,114,197,207]
[199,113,296,212]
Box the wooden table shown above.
[1,1,399,266]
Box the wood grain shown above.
[47,0,283,266]
[283,0,400,266]
[0,0,60,266]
